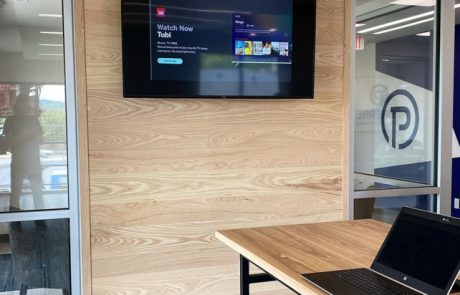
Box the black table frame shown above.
[239,255,301,295]
[239,255,460,295]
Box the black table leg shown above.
[239,255,301,295]
[240,255,250,295]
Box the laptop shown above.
[302,207,460,295]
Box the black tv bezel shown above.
[121,0,316,99]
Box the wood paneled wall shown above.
[82,0,350,293]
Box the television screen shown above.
[122,0,316,98]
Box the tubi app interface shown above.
[149,0,293,83]
[232,14,292,64]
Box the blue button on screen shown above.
[158,58,183,65]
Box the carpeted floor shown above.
[0,219,70,293]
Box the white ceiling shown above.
[356,0,437,43]
[0,0,64,60]
[0,0,62,27]
[357,0,460,42]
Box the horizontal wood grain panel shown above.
[316,4,344,24]
[92,263,294,295]
[89,184,343,208]
[91,212,342,260]
[91,193,342,226]
[85,62,122,89]
[315,66,344,92]
[316,46,345,67]
[316,22,345,46]
[92,280,294,295]
[84,0,120,11]
[93,280,294,295]
[86,41,121,63]
[91,224,220,259]
[92,246,238,279]
[83,0,349,293]
[89,166,342,203]
[88,144,342,175]
[87,126,342,154]
[86,96,344,124]
[85,10,121,37]
[317,0,344,13]
[93,286,294,295]
[86,108,344,126]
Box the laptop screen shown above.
[372,208,460,293]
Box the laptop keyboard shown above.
[331,269,420,295]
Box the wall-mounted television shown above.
[121,0,316,98]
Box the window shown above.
[351,0,451,219]
[0,0,80,293]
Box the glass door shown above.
[351,0,454,222]
[0,0,80,293]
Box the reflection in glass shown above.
[198,54,286,96]
[354,0,436,190]
[0,0,68,212]
[4,86,44,210]
[354,195,435,224]
[354,172,432,191]
[0,219,70,293]
[0,84,68,212]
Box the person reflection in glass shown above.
[4,91,44,211]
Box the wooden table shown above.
[216,220,460,295]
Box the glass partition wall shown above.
[352,0,454,222]
[0,0,80,293]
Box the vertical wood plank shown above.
[75,0,92,293]
[342,0,352,220]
